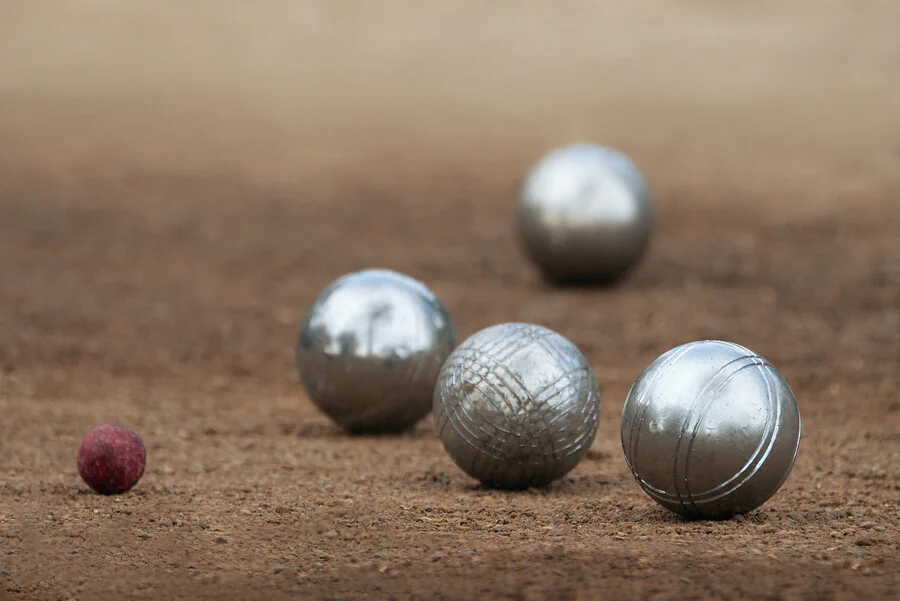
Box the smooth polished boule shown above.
[434,323,601,489]
[621,340,801,519]
[516,143,653,283]
[296,269,457,434]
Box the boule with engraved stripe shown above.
[434,322,601,489]
[296,269,457,434]
[621,340,801,519]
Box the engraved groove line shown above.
[685,361,781,507]
[626,342,696,484]
[671,354,767,509]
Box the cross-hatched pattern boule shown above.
[621,340,802,518]
[434,323,601,489]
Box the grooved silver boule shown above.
[434,323,601,489]
[621,340,802,519]
[517,143,653,283]
[296,269,457,434]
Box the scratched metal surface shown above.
[434,322,602,489]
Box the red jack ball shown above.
[77,425,146,495]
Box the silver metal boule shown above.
[296,269,457,434]
[516,143,653,283]
[434,323,601,489]
[621,340,802,519]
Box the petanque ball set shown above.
[81,142,802,521]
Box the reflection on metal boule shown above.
[516,143,654,284]
[621,340,802,519]
[434,323,601,489]
[296,269,457,434]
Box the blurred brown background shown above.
[2,1,897,203]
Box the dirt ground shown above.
[1,2,899,600]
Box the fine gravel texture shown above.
[0,1,898,600]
